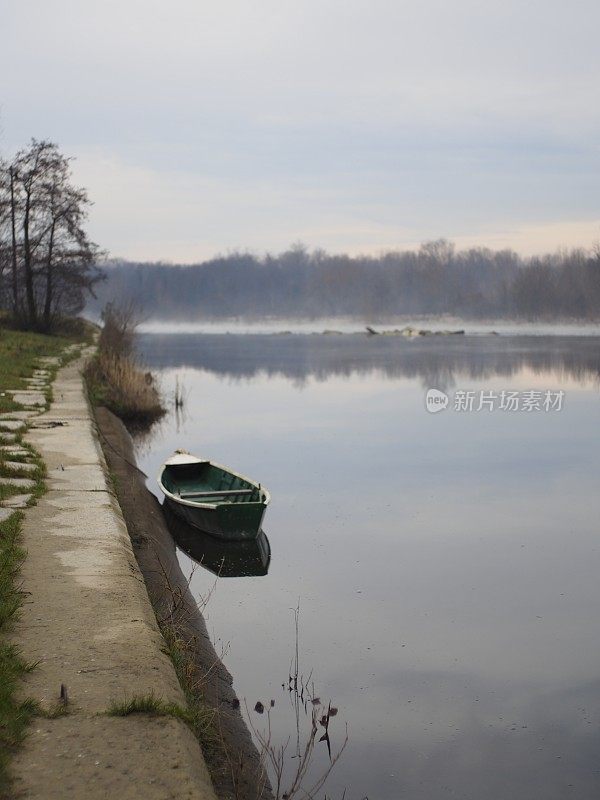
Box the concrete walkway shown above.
[10,350,218,800]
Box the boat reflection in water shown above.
[162,502,271,577]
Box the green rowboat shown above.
[158,452,270,540]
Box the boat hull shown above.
[164,492,267,540]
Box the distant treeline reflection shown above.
[137,334,600,389]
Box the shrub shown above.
[85,303,165,427]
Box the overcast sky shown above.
[1,0,599,261]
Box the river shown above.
[134,330,600,800]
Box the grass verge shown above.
[106,693,217,747]
[0,512,37,795]
[0,327,69,414]
[106,689,215,746]
[158,624,219,752]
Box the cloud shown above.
[71,149,599,260]
[2,0,599,259]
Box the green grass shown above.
[107,692,169,716]
[0,431,47,507]
[158,625,219,751]
[105,625,219,752]
[0,328,70,414]
[106,690,215,744]
[37,702,70,719]
[0,462,40,480]
[0,512,38,794]
[0,484,28,503]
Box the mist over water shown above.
[137,318,600,336]
[134,331,600,800]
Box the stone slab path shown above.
[10,350,217,800]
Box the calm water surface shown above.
[135,333,600,800]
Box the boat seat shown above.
[180,489,254,499]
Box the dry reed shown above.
[85,302,165,426]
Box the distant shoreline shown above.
[132,318,600,337]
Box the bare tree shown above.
[0,139,104,330]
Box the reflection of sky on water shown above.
[135,334,600,800]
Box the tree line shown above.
[88,240,600,321]
[3,141,596,325]
[0,139,103,332]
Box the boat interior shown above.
[162,461,263,504]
